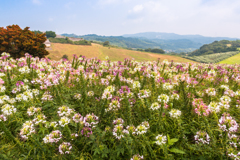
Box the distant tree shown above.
[103,41,110,46]
[179,52,187,55]
[45,31,56,38]
[145,48,152,52]
[189,40,240,56]
[151,48,165,54]
[32,30,43,35]
[62,54,68,60]
[144,48,165,54]
[0,24,49,58]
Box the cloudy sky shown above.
[1,0,240,38]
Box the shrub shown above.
[45,31,56,38]
[0,25,49,58]
[62,54,68,60]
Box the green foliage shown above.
[103,41,110,46]
[45,31,56,38]
[32,30,43,35]
[49,37,73,44]
[73,40,91,45]
[183,51,239,63]
[189,40,240,56]
[138,48,165,54]
[62,54,68,60]
[48,37,91,45]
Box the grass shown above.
[183,51,239,64]
[219,52,240,64]
[47,43,196,62]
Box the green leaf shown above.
[168,138,179,146]
[169,138,178,144]
[169,148,185,154]
[167,134,171,143]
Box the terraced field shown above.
[219,52,240,64]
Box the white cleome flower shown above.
[150,102,161,110]
[59,116,70,127]
[158,94,169,104]
[155,134,167,145]
[1,104,16,116]
[169,109,181,118]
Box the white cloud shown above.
[129,4,143,13]
[64,2,74,9]
[98,0,130,5]
[32,0,41,5]
[98,0,118,5]
[26,0,240,38]
[133,17,143,23]
[66,14,77,19]
[122,0,240,37]
[48,17,53,22]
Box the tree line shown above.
[136,48,165,54]
[48,37,91,45]
[189,40,240,56]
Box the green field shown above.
[183,51,239,63]
[219,52,240,64]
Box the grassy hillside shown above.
[47,43,195,62]
[62,34,201,52]
[183,51,239,63]
[219,52,240,64]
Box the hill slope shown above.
[62,33,239,53]
[61,34,202,52]
[219,52,240,64]
[47,43,195,62]
[189,40,240,56]
[183,51,239,63]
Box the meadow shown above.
[47,43,195,63]
[219,52,240,64]
[183,51,239,64]
[0,52,240,159]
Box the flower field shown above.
[0,52,240,160]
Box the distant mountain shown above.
[61,34,201,52]
[122,32,238,44]
[61,32,239,53]
[74,34,161,49]
[123,32,203,40]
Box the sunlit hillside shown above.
[47,43,195,62]
[219,52,240,64]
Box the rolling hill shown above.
[219,52,240,64]
[182,51,239,63]
[188,40,240,56]
[62,32,239,53]
[47,43,195,63]
[122,32,238,44]
[61,34,202,52]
